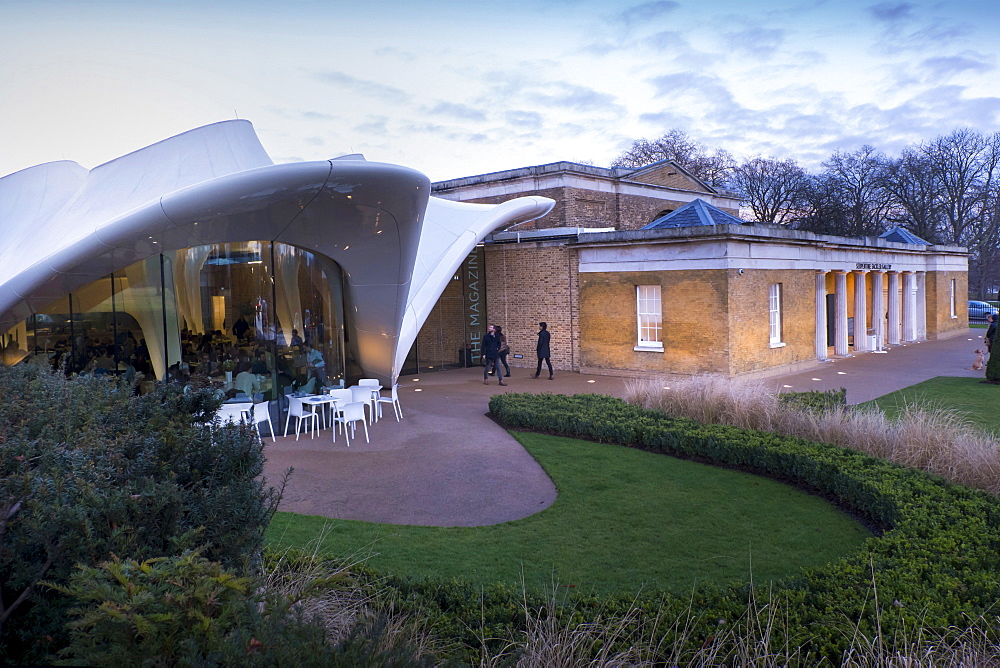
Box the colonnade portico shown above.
[870,271,885,351]
[814,268,927,360]
[852,269,869,352]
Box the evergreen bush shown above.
[50,551,340,667]
[53,550,439,667]
[0,365,281,663]
[777,387,847,411]
[986,341,1000,382]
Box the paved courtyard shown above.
[262,327,990,527]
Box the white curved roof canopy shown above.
[0,120,554,383]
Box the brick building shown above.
[403,160,969,380]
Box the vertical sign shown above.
[463,247,485,365]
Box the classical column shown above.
[902,271,917,342]
[916,271,927,340]
[871,271,885,351]
[834,270,850,356]
[887,272,901,345]
[815,270,828,360]
[853,270,869,352]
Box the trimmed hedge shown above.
[366,392,1000,664]
[778,387,847,412]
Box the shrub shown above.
[473,391,1000,664]
[52,550,440,667]
[0,365,282,663]
[777,387,847,412]
[624,376,1000,494]
[51,552,262,666]
[987,339,1000,382]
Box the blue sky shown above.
[2,0,998,181]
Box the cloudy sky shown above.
[2,0,998,182]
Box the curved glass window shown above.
[7,242,345,399]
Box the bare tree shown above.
[877,148,944,243]
[821,146,892,237]
[610,129,735,188]
[920,128,1000,246]
[965,181,1000,299]
[729,156,808,225]
[918,129,1000,297]
[793,173,851,235]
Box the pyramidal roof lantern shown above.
[879,226,932,245]
[642,198,745,229]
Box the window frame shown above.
[949,279,956,318]
[769,282,785,348]
[634,284,663,352]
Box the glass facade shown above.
[6,242,346,398]
[402,247,487,375]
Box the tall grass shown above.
[261,527,444,664]
[479,582,1000,666]
[623,376,1000,495]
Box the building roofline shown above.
[571,224,969,254]
[432,161,633,191]
[623,158,719,194]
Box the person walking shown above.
[495,325,511,377]
[481,324,506,386]
[533,321,553,380]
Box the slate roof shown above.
[642,198,745,229]
[879,226,931,245]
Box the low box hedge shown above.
[358,392,1000,664]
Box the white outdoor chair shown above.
[375,383,403,422]
[283,396,318,440]
[250,402,276,443]
[349,385,377,423]
[332,401,369,446]
[326,388,353,434]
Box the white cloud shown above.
[2,0,1000,183]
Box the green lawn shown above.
[869,375,1000,434]
[267,432,871,596]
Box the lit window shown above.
[635,285,663,351]
[769,283,785,347]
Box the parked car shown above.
[968,300,998,323]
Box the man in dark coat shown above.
[533,321,553,380]
[481,324,506,385]
[233,315,250,341]
[987,313,997,354]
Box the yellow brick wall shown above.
[578,270,727,375]
[926,271,968,337]
[483,243,579,371]
[439,187,730,231]
[627,167,706,192]
[726,269,819,374]
[414,245,966,379]
[578,268,820,376]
